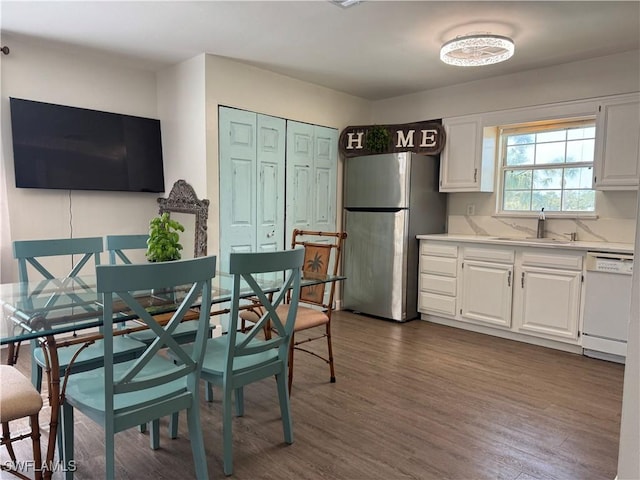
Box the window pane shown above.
[533,168,563,189]
[567,126,595,140]
[563,167,593,189]
[537,130,566,143]
[566,139,594,163]
[503,191,531,211]
[532,190,561,211]
[506,144,534,166]
[535,142,566,164]
[563,190,596,211]
[506,133,535,146]
[504,170,532,190]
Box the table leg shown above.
[42,335,60,480]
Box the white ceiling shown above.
[1,1,639,101]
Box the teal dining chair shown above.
[104,233,213,445]
[12,238,147,391]
[61,255,216,479]
[176,248,304,476]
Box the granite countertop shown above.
[417,233,635,255]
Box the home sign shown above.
[339,121,446,158]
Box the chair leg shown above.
[29,414,43,480]
[1,422,17,462]
[287,333,295,395]
[150,420,160,450]
[169,413,179,439]
[205,381,213,402]
[326,322,336,383]
[234,387,244,417]
[222,385,234,476]
[61,403,74,480]
[105,424,115,480]
[276,372,293,444]
[186,405,209,480]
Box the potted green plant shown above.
[146,212,185,262]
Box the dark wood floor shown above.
[1,311,624,479]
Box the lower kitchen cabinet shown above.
[513,252,583,342]
[460,247,514,328]
[418,240,585,349]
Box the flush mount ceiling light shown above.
[440,34,515,67]
[329,0,362,8]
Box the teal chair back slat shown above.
[104,234,149,265]
[13,237,103,282]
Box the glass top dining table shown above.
[0,270,344,345]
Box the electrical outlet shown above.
[466,204,475,216]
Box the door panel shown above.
[220,107,256,271]
[256,115,285,254]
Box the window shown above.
[499,118,596,214]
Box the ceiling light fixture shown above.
[440,34,515,67]
[329,0,362,8]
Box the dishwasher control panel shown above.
[586,252,634,275]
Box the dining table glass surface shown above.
[0,270,345,345]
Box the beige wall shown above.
[0,35,161,282]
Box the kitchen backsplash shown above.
[448,215,636,244]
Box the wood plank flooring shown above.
[1,311,624,479]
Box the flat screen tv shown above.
[9,98,165,192]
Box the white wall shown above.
[0,35,161,282]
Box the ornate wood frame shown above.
[157,180,209,258]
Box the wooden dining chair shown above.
[12,238,147,391]
[0,365,43,480]
[239,229,346,393]
[172,248,304,475]
[61,255,216,479]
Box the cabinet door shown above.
[514,266,582,341]
[460,260,513,328]
[440,117,481,191]
[593,94,640,190]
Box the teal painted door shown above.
[286,121,338,238]
[219,107,285,271]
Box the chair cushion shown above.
[128,321,209,344]
[277,304,329,331]
[33,336,147,374]
[0,365,43,422]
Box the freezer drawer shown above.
[343,209,411,321]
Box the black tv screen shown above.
[9,98,165,192]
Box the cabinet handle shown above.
[507,271,511,287]
[474,168,478,182]
[521,272,525,288]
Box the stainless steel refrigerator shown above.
[342,152,446,322]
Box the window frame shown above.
[495,116,597,218]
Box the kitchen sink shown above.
[492,237,571,244]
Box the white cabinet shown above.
[418,242,458,317]
[460,247,514,328]
[593,93,640,190]
[439,116,496,192]
[513,251,583,342]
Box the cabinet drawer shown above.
[521,252,583,270]
[420,273,457,296]
[420,242,458,258]
[420,255,458,276]
[419,291,457,317]
[463,246,515,264]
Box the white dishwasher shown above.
[583,252,634,363]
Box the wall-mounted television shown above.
[9,98,165,193]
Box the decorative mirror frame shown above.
[157,179,209,258]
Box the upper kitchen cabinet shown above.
[593,93,640,190]
[439,115,496,192]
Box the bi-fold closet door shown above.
[219,107,337,271]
